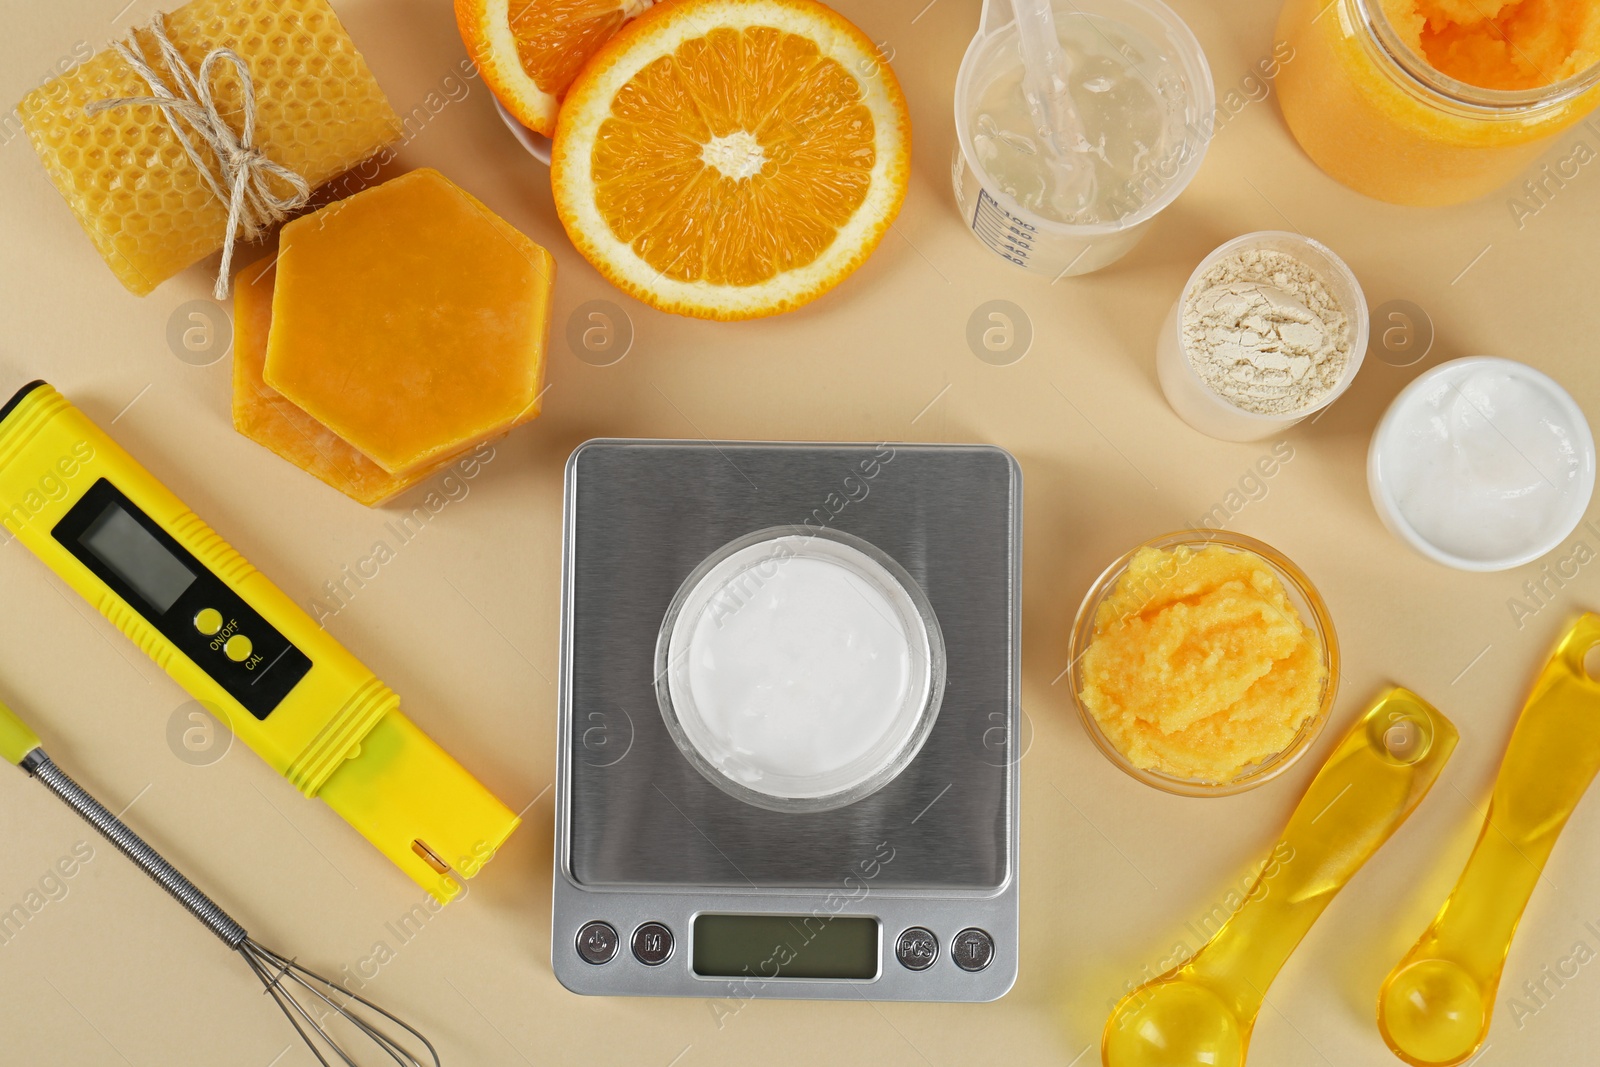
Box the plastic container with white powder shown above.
[1157,231,1369,441]
[1369,357,1595,571]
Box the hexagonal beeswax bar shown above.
[232,258,474,506]
[18,0,401,296]
[263,168,554,478]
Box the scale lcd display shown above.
[692,914,879,980]
[77,502,198,613]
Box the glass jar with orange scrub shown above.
[1067,531,1338,796]
[1275,0,1600,205]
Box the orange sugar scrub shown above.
[1077,545,1328,781]
[1276,0,1600,205]
[1381,0,1600,90]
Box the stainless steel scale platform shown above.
[552,440,1021,1001]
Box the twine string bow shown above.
[85,15,311,298]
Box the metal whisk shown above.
[0,697,441,1067]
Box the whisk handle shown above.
[22,750,248,948]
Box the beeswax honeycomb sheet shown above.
[19,0,401,295]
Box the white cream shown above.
[662,533,938,805]
[1372,358,1595,569]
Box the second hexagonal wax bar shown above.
[234,168,555,504]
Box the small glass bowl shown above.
[1066,530,1340,797]
[655,526,946,813]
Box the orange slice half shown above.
[456,0,654,135]
[550,0,911,320]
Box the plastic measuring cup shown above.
[1103,688,1458,1067]
[1378,614,1600,1067]
[952,0,1214,278]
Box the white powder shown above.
[1180,248,1351,415]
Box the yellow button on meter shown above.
[194,608,224,636]
[224,635,253,662]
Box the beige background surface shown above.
[3,0,1600,1063]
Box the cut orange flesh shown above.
[551,0,910,320]
[455,0,651,135]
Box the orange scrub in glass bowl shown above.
[1077,545,1328,782]
[1275,0,1600,205]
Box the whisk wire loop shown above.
[19,746,443,1067]
[240,938,442,1067]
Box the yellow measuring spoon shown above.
[1378,613,1600,1066]
[1103,688,1459,1067]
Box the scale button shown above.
[576,921,619,965]
[951,928,995,972]
[894,927,938,971]
[223,634,254,662]
[632,922,674,966]
[194,608,224,636]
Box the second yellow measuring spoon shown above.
[1378,613,1600,1066]
[1103,688,1459,1067]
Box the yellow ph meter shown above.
[0,382,518,903]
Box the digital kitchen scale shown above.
[553,441,1021,1001]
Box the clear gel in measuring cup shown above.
[953,0,1214,278]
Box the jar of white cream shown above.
[1368,357,1595,571]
